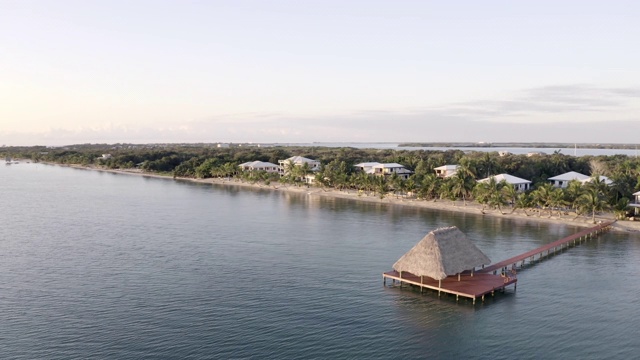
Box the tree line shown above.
[4,144,640,221]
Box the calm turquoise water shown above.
[1,164,639,359]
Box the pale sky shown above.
[1,0,639,145]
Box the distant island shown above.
[398,142,640,149]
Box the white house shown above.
[354,162,413,179]
[278,156,321,175]
[478,174,532,191]
[548,171,590,188]
[371,163,413,180]
[354,162,382,173]
[434,165,459,178]
[238,161,280,173]
[630,191,640,215]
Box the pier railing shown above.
[480,220,615,275]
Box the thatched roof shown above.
[392,226,491,280]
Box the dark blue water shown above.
[1,164,638,359]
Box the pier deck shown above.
[382,270,515,304]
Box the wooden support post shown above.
[458,273,461,281]
[383,276,386,286]
[473,298,476,305]
[482,295,485,302]
[471,269,474,277]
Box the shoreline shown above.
[52,163,640,233]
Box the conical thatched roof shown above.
[392,226,491,280]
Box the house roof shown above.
[478,173,531,185]
[392,227,491,281]
[580,175,613,185]
[548,171,589,182]
[372,163,406,168]
[282,156,319,164]
[239,161,278,168]
[434,165,459,171]
[354,162,381,168]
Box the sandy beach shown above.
[58,163,640,233]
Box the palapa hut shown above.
[393,226,491,283]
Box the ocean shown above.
[0,163,638,359]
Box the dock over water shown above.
[479,220,615,275]
[383,220,615,304]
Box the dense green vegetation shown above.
[3,143,640,221]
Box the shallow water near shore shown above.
[1,163,639,359]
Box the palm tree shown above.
[613,197,630,220]
[548,188,568,218]
[299,162,312,186]
[420,174,440,201]
[487,180,507,214]
[374,176,389,199]
[502,183,518,213]
[473,177,504,213]
[472,180,491,212]
[576,187,609,223]
[404,177,417,199]
[284,159,298,186]
[450,174,466,206]
[532,183,554,217]
[564,180,584,211]
[389,172,402,199]
[515,192,532,216]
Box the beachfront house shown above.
[373,163,413,180]
[278,156,321,184]
[354,162,413,180]
[478,174,532,192]
[238,161,280,173]
[434,165,459,178]
[354,162,382,173]
[548,171,590,188]
[278,156,321,175]
[630,191,640,216]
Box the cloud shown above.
[439,84,640,121]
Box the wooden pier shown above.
[479,220,615,275]
[383,220,615,304]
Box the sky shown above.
[1,0,639,146]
